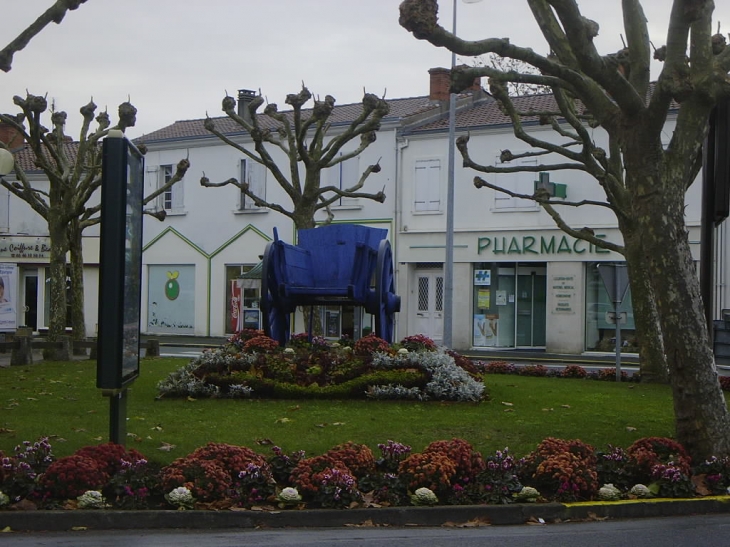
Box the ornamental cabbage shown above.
[77,490,106,509]
[598,483,622,501]
[514,486,540,502]
[629,484,652,498]
[411,487,438,506]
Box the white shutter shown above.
[0,187,9,232]
[494,157,538,209]
[248,161,266,205]
[415,159,440,211]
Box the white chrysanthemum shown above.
[77,490,106,509]
[598,483,622,501]
[514,486,540,502]
[278,487,302,502]
[331,342,341,348]
[284,348,295,354]
[398,348,409,354]
[412,487,438,505]
[630,484,652,498]
[0,490,9,507]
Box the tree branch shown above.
[0,0,89,72]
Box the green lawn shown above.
[0,357,677,465]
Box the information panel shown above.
[97,131,144,389]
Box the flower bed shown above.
[2,435,728,511]
[156,332,485,402]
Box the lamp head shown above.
[0,149,14,176]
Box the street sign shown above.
[598,264,630,304]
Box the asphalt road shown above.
[3,514,730,546]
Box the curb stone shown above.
[2,499,730,532]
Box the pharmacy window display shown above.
[472,263,547,348]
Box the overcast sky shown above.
[3,0,729,139]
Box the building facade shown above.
[2,71,728,357]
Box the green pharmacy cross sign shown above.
[534,172,568,199]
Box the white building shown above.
[2,70,728,356]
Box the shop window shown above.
[227,265,261,333]
[584,262,638,352]
[147,264,195,333]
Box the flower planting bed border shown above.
[3,497,730,532]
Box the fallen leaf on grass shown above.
[626,426,637,432]
[92,436,103,441]
[288,405,300,411]
[127,433,142,442]
[87,410,97,414]
[501,401,513,406]
[332,422,345,426]
[255,438,273,445]
[26,397,38,401]
[504,408,515,412]
[150,425,163,431]
[275,417,292,424]
[71,428,87,433]
[158,442,176,452]
[561,404,571,409]
[187,396,196,402]
[70,526,88,531]
[0,428,16,434]
[315,423,328,428]
[542,408,554,412]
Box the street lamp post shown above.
[443,0,481,348]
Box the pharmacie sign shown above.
[0,237,51,259]
[477,233,611,256]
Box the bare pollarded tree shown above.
[200,87,389,229]
[0,94,187,356]
[1,0,90,73]
[400,0,730,462]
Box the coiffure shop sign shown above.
[0,237,51,260]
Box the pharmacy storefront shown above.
[399,228,656,355]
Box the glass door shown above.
[516,265,547,347]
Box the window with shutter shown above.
[414,159,441,212]
[327,153,360,206]
[493,156,539,210]
[239,159,266,210]
[159,164,185,213]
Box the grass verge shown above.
[0,357,677,464]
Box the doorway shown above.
[414,267,444,344]
[21,268,38,330]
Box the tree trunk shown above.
[635,177,730,461]
[622,231,669,383]
[69,219,87,355]
[45,212,69,361]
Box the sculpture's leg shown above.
[375,240,401,343]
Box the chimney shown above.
[237,89,256,124]
[0,122,24,149]
[429,67,482,101]
[429,67,451,101]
